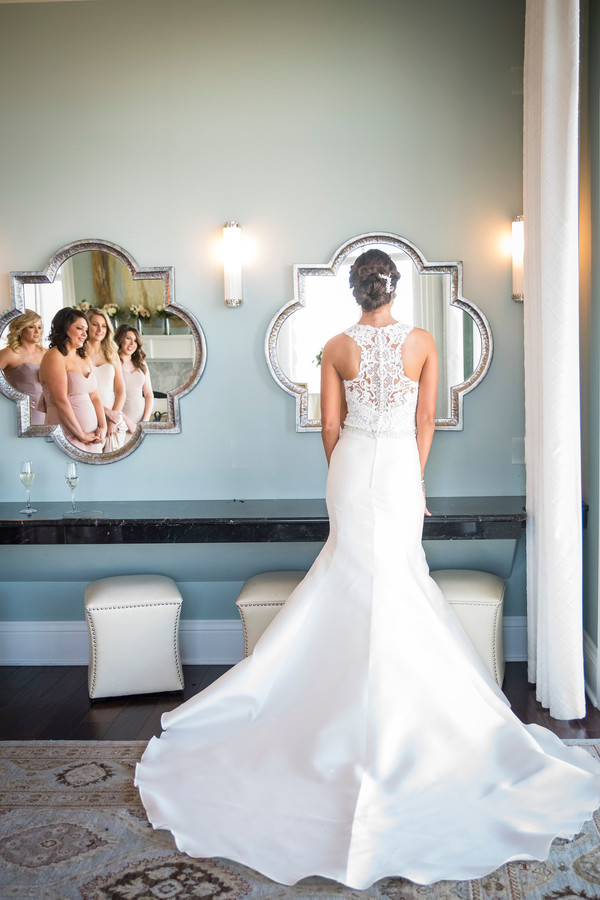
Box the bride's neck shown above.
[357,303,396,327]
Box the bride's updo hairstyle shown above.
[349,249,400,312]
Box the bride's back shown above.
[342,322,419,439]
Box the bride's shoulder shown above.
[324,329,356,349]
[406,326,435,348]
[404,328,437,369]
[321,330,359,366]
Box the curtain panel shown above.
[523,0,584,719]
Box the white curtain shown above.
[58,257,76,309]
[523,0,584,718]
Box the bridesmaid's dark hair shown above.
[114,324,147,373]
[48,308,88,358]
[349,249,400,312]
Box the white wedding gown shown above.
[135,322,600,889]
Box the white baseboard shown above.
[0,620,243,666]
[0,621,90,666]
[179,620,244,664]
[0,616,528,666]
[502,616,528,662]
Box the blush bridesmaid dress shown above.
[4,362,44,424]
[121,367,147,427]
[43,370,102,454]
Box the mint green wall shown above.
[0,539,525,621]
[0,0,526,624]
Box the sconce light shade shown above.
[512,215,524,302]
[223,221,242,307]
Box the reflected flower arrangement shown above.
[129,304,151,321]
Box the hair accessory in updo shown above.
[348,249,400,312]
[378,273,392,293]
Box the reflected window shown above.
[266,234,492,431]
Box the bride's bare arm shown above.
[320,340,344,466]
[415,333,438,514]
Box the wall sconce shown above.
[223,221,242,307]
[512,215,524,302]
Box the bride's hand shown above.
[422,480,431,517]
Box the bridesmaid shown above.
[39,308,106,453]
[86,308,127,450]
[0,309,46,424]
[114,324,153,432]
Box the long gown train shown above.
[135,424,600,888]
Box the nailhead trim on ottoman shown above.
[85,574,184,699]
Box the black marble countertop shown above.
[0,497,527,544]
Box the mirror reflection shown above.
[0,310,46,424]
[266,235,492,430]
[0,240,206,463]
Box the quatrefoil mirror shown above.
[0,238,207,463]
[266,233,493,431]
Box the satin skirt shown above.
[135,428,600,888]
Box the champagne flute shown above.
[19,460,37,515]
[65,462,79,516]
[62,462,103,519]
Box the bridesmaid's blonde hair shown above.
[6,309,44,352]
[86,308,120,365]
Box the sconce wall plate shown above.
[512,215,524,302]
[223,221,242,307]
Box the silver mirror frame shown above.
[0,238,207,463]
[265,232,493,431]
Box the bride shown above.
[135,249,600,888]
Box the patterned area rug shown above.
[1,740,600,900]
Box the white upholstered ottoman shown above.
[85,574,184,699]
[236,571,306,657]
[430,569,505,687]
[236,568,505,686]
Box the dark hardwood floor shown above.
[1,662,600,741]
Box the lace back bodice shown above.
[343,322,418,438]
